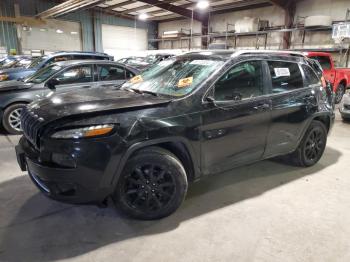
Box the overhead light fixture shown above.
[196,0,209,9]
[56,29,63,34]
[39,28,47,32]
[70,31,78,35]
[138,13,149,20]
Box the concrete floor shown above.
[0,110,349,262]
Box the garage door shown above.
[102,24,147,59]
[20,19,82,53]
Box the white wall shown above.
[157,0,350,51]
[158,19,202,49]
[20,19,82,52]
[296,0,350,21]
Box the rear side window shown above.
[311,56,331,70]
[302,64,321,87]
[98,64,126,81]
[267,61,303,94]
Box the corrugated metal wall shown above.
[0,0,19,53]
[0,0,157,53]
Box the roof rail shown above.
[232,50,305,58]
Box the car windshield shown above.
[121,57,225,97]
[27,56,47,68]
[24,64,62,84]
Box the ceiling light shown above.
[196,0,209,9]
[39,28,47,32]
[56,29,63,34]
[70,31,78,35]
[138,13,149,20]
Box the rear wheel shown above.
[113,147,188,220]
[2,103,26,135]
[335,83,346,104]
[289,120,327,167]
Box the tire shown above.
[2,103,26,135]
[288,120,327,167]
[335,83,346,104]
[113,147,188,220]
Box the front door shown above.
[200,60,271,175]
[53,64,94,92]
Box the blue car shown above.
[0,51,113,82]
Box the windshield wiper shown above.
[126,87,159,97]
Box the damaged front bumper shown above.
[15,135,125,204]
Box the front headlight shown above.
[51,124,114,139]
[0,74,9,81]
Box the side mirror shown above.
[46,78,59,89]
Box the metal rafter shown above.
[136,0,207,21]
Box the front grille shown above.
[21,107,42,148]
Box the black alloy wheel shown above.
[124,164,176,212]
[303,127,325,164]
[289,120,327,167]
[114,147,188,220]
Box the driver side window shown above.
[214,60,264,101]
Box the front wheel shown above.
[335,83,346,104]
[289,120,327,167]
[113,147,188,220]
[2,103,26,135]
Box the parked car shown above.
[0,51,113,82]
[119,53,175,71]
[340,93,350,120]
[16,51,334,220]
[305,52,350,103]
[117,56,145,64]
[0,56,30,69]
[1,56,33,69]
[0,60,138,134]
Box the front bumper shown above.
[16,135,124,204]
[340,107,350,119]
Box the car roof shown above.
[50,60,140,72]
[46,51,111,58]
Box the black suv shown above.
[16,51,334,220]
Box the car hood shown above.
[28,88,172,122]
[0,67,32,74]
[0,80,33,92]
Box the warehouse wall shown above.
[157,0,350,52]
[0,0,157,54]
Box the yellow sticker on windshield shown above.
[177,77,193,88]
[130,75,143,84]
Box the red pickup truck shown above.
[304,52,350,103]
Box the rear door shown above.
[96,64,133,87]
[200,59,272,175]
[263,60,319,157]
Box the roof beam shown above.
[105,0,135,10]
[268,0,290,9]
[136,0,207,21]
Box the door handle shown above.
[253,103,270,111]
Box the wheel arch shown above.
[112,137,200,187]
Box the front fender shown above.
[111,136,200,187]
